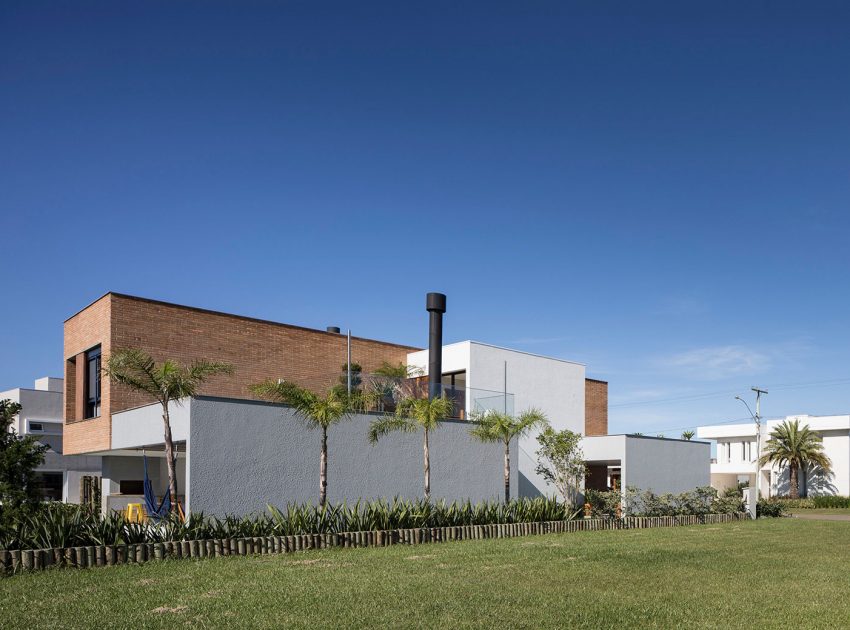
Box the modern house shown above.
[697,414,850,497]
[59,291,706,515]
[0,377,101,502]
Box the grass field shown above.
[3,518,849,629]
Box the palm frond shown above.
[368,415,416,444]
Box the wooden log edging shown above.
[0,512,748,576]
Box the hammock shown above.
[143,452,171,520]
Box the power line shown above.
[610,377,850,409]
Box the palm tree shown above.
[468,409,548,502]
[681,430,695,441]
[759,419,832,499]
[368,395,454,501]
[104,349,234,512]
[251,381,353,506]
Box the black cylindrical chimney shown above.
[326,326,341,334]
[426,292,446,400]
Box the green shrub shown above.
[0,497,579,551]
[584,486,743,518]
[765,497,814,511]
[757,501,784,518]
[811,495,850,509]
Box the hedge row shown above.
[2,513,748,575]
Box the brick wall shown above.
[64,295,112,454]
[63,293,420,454]
[584,378,608,436]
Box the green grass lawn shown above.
[3,519,849,629]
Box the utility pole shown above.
[736,387,768,501]
[752,386,768,499]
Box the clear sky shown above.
[2,1,850,435]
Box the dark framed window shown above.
[119,480,144,495]
[35,472,64,501]
[85,345,102,418]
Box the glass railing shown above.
[358,374,514,419]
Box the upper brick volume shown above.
[63,293,420,454]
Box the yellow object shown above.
[126,503,146,523]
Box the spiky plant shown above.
[759,419,832,499]
[103,349,234,513]
[681,430,695,441]
[251,381,353,506]
[468,409,548,502]
[368,395,454,501]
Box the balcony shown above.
[360,374,514,419]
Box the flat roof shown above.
[65,292,421,351]
[410,339,589,369]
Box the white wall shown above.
[409,341,586,497]
[111,399,191,450]
[469,342,585,497]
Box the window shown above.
[35,472,63,501]
[119,480,144,495]
[85,345,102,418]
[29,422,43,432]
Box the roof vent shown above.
[326,326,341,334]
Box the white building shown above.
[407,341,588,497]
[1,377,101,502]
[697,414,850,497]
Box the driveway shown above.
[791,513,850,522]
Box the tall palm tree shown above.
[468,409,548,502]
[104,349,234,512]
[681,430,695,441]
[368,395,454,501]
[251,381,353,506]
[759,419,832,499]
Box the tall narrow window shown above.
[85,345,102,418]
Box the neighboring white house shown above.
[697,414,850,497]
[1,377,101,502]
[407,341,587,496]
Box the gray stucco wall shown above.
[188,397,517,516]
[624,436,710,494]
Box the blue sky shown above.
[2,1,850,435]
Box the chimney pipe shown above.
[426,292,446,400]
[326,326,341,334]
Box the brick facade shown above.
[584,378,608,437]
[64,293,420,454]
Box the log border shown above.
[1,512,748,575]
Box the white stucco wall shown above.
[111,400,191,450]
[409,341,586,497]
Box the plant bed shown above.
[1,512,747,575]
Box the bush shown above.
[765,497,814,511]
[812,495,850,509]
[584,486,743,518]
[0,497,579,551]
[757,501,784,518]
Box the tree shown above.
[0,399,48,525]
[104,349,234,513]
[251,381,353,506]
[333,362,362,394]
[681,430,695,441]
[759,419,832,499]
[469,409,548,502]
[368,395,454,501]
[535,426,586,506]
